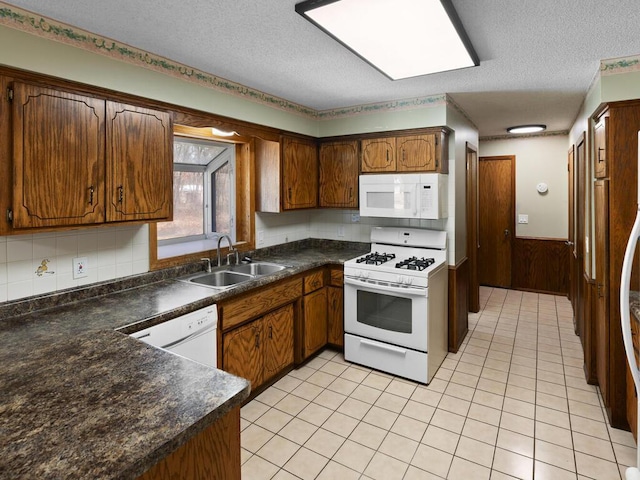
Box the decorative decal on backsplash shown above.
[601,55,640,75]
[35,259,54,277]
[0,2,450,122]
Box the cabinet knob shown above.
[88,185,94,205]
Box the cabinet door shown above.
[263,304,295,381]
[303,288,328,358]
[319,141,359,208]
[12,82,105,228]
[223,321,264,389]
[327,286,344,347]
[594,116,608,179]
[282,136,318,209]
[396,135,436,172]
[594,180,609,405]
[106,102,173,222]
[361,137,396,172]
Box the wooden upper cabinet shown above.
[319,140,359,208]
[594,114,608,179]
[12,82,106,228]
[282,136,318,210]
[361,137,396,172]
[106,102,173,222]
[397,134,437,172]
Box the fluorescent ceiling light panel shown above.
[296,0,478,80]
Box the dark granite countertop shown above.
[0,239,370,479]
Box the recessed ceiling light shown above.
[295,0,479,80]
[506,125,547,134]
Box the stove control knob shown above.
[404,277,413,285]
[397,275,405,284]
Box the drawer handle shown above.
[598,147,605,163]
[360,338,407,355]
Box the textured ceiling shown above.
[4,0,640,136]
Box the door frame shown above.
[466,142,479,312]
[478,155,516,288]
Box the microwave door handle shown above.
[344,276,425,296]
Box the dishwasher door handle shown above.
[160,325,216,350]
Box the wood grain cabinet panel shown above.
[361,137,396,172]
[282,136,318,210]
[319,140,359,208]
[304,270,325,294]
[303,288,327,359]
[223,321,264,388]
[12,82,106,228]
[396,135,437,172]
[595,180,610,405]
[263,304,295,381]
[327,286,344,347]
[106,101,173,222]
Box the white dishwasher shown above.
[130,305,217,368]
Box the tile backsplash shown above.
[0,224,149,302]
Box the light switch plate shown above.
[518,214,529,224]
[73,256,88,279]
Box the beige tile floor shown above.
[240,287,637,480]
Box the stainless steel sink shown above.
[185,270,253,288]
[229,262,288,276]
[179,262,290,289]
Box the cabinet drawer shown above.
[221,278,302,331]
[329,268,344,287]
[304,270,325,294]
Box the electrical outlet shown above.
[257,230,265,245]
[73,256,88,279]
[351,213,360,223]
[337,225,345,237]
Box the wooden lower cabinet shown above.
[222,304,294,391]
[327,286,343,347]
[263,304,295,381]
[137,406,241,480]
[302,288,328,359]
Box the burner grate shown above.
[395,256,435,271]
[356,252,396,265]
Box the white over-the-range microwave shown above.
[359,173,448,220]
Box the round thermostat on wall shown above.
[536,182,548,194]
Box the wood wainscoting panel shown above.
[512,237,569,295]
[448,258,469,353]
[137,406,241,480]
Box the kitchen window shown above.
[156,136,235,257]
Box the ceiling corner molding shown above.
[317,94,447,121]
[479,130,569,142]
[0,2,318,119]
[600,54,640,76]
[444,94,478,129]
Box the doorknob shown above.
[504,229,510,237]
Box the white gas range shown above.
[343,226,448,384]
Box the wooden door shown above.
[106,101,173,222]
[478,156,515,287]
[319,141,359,208]
[396,135,436,172]
[327,286,344,347]
[282,136,318,209]
[222,321,263,388]
[568,145,577,316]
[303,288,328,358]
[12,82,105,228]
[361,137,396,172]
[466,143,480,312]
[594,179,610,404]
[263,304,294,381]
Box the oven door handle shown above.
[344,276,426,296]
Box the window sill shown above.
[158,238,225,259]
